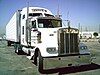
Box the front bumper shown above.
[43,54,92,69]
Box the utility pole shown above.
[85,27,88,32]
[67,11,69,20]
[56,4,62,18]
[78,23,80,31]
[81,26,82,33]
[99,24,100,33]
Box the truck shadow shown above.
[39,63,100,74]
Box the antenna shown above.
[57,4,59,17]
[56,3,62,18]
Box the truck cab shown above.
[20,7,63,57]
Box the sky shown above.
[0,0,100,34]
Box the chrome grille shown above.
[58,28,79,55]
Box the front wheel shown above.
[37,51,43,72]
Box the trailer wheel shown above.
[7,41,11,46]
[37,51,43,72]
[15,48,18,53]
[14,43,18,53]
[15,46,20,54]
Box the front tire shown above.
[37,51,43,72]
[34,50,43,72]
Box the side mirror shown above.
[29,19,32,28]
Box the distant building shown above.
[79,31,100,39]
[98,33,100,38]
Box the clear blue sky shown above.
[0,0,100,32]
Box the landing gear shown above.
[14,43,23,55]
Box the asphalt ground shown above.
[0,41,39,75]
[0,41,100,75]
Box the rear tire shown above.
[7,41,11,46]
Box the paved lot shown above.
[0,41,39,75]
[0,41,100,75]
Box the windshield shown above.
[38,19,62,28]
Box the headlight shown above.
[80,46,87,50]
[46,47,57,54]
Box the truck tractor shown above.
[6,7,93,72]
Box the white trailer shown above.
[6,7,94,72]
[6,10,21,46]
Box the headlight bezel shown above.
[46,47,57,54]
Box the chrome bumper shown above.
[43,54,91,69]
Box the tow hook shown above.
[90,57,96,62]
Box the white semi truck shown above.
[6,7,93,72]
